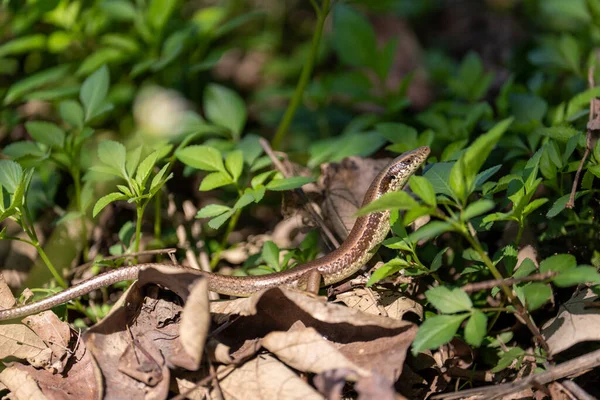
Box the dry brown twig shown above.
[432,348,600,400]
[461,271,558,293]
[259,137,340,249]
[567,65,597,208]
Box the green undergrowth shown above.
[0,0,599,375]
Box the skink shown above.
[0,146,430,321]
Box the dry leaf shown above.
[542,288,600,355]
[22,311,71,373]
[0,272,16,309]
[262,327,370,377]
[214,354,323,400]
[0,324,48,360]
[180,278,210,367]
[320,157,391,237]
[336,288,423,320]
[0,368,46,400]
[8,335,102,400]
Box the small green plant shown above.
[91,142,173,253]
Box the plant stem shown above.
[34,243,67,288]
[210,207,242,269]
[154,192,161,239]
[72,166,89,261]
[271,0,330,150]
[459,225,550,353]
[134,203,146,256]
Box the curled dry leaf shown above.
[336,288,423,320]
[83,264,209,399]
[211,288,416,387]
[213,354,323,400]
[262,327,370,377]
[22,311,71,373]
[542,288,600,355]
[320,157,391,237]
[179,278,210,367]
[7,333,101,400]
[0,272,16,309]
[0,368,47,400]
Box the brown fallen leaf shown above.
[179,278,210,367]
[542,288,600,355]
[7,334,101,400]
[0,323,48,361]
[22,311,71,373]
[320,156,391,238]
[0,272,16,309]
[262,327,370,377]
[211,288,416,387]
[213,353,323,400]
[83,264,210,398]
[0,368,47,400]
[335,288,423,320]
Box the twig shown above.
[431,348,600,400]
[461,271,558,293]
[561,380,597,400]
[259,138,340,249]
[567,65,596,208]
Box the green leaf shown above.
[135,151,158,187]
[147,0,178,32]
[98,140,127,177]
[25,121,65,148]
[93,192,127,217]
[100,0,137,21]
[0,34,46,59]
[513,258,537,279]
[367,258,409,286]
[262,241,280,271]
[425,286,473,313]
[1,141,45,159]
[523,198,549,217]
[203,84,247,139]
[407,221,453,243]
[522,282,552,311]
[540,254,576,274]
[409,175,436,207]
[225,150,244,182]
[251,170,277,188]
[491,347,524,373]
[546,192,585,218]
[355,191,418,216]
[462,199,495,221]
[80,65,111,122]
[126,147,142,178]
[331,4,377,68]
[423,162,455,199]
[196,204,231,219]
[4,65,70,105]
[208,209,234,229]
[150,164,170,191]
[411,314,469,355]
[0,160,23,193]
[58,100,84,129]
[464,310,487,347]
[553,267,600,287]
[430,247,449,272]
[199,171,233,191]
[266,176,315,191]
[451,118,514,199]
[176,145,224,172]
